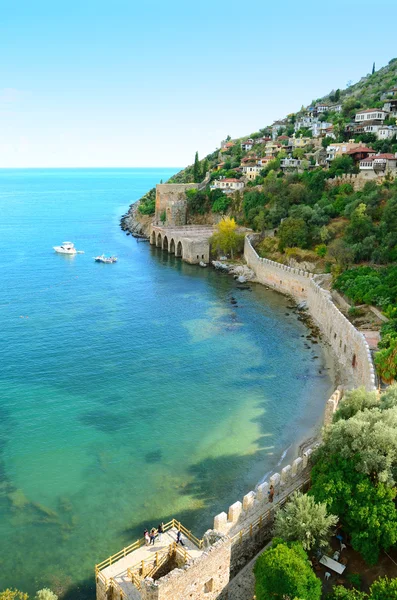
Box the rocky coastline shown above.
[120,201,152,238]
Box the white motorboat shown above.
[94,254,118,264]
[53,241,77,255]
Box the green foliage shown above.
[186,189,209,215]
[273,491,337,551]
[311,453,397,564]
[211,193,231,214]
[193,151,201,183]
[315,243,327,257]
[327,587,367,599]
[334,266,397,307]
[138,188,156,215]
[370,576,397,599]
[254,538,321,600]
[328,155,355,177]
[347,573,362,590]
[375,338,397,383]
[332,387,378,422]
[159,210,166,224]
[278,217,308,251]
[322,404,397,484]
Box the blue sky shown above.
[1,0,397,168]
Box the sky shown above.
[1,0,397,168]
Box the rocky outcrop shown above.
[120,201,152,238]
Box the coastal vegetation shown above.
[254,385,397,598]
[0,590,57,600]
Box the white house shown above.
[241,139,254,151]
[316,104,329,113]
[377,126,397,140]
[211,178,245,192]
[355,109,388,123]
[329,103,342,113]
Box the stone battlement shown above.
[244,236,375,390]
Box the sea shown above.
[0,168,334,597]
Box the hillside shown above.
[123,58,397,383]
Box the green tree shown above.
[193,151,201,182]
[329,155,355,177]
[370,576,397,599]
[372,62,376,75]
[273,491,337,551]
[311,453,397,564]
[278,217,309,251]
[254,539,321,600]
[327,238,354,267]
[375,338,397,384]
[332,387,378,422]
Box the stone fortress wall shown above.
[244,235,376,391]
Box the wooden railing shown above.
[96,518,202,574]
[126,542,193,584]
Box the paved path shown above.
[101,527,203,599]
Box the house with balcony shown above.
[265,141,282,157]
[347,146,376,165]
[355,108,388,123]
[359,153,397,175]
[316,104,329,114]
[326,142,361,162]
[289,135,312,149]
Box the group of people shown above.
[143,523,185,546]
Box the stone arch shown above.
[150,231,156,245]
[163,235,169,251]
[156,233,162,248]
[169,238,175,254]
[176,240,183,258]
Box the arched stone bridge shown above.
[149,225,214,264]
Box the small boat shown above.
[53,241,83,255]
[199,261,207,267]
[94,254,118,264]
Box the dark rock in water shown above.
[145,450,163,464]
[236,285,251,291]
[230,297,237,305]
[313,356,319,359]
[285,313,290,316]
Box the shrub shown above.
[370,576,397,599]
[273,491,337,551]
[254,538,321,600]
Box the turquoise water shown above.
[0,169,334,598]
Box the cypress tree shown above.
[193,151,201,182]
[372,62,375,74]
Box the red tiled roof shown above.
[277,135,289,139]
[373,153,396,159]
[222,178,242,182]
[356,108,386,114]
[360,153,396,163]
[347,147,375,154]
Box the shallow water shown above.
[0,168,334,597]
